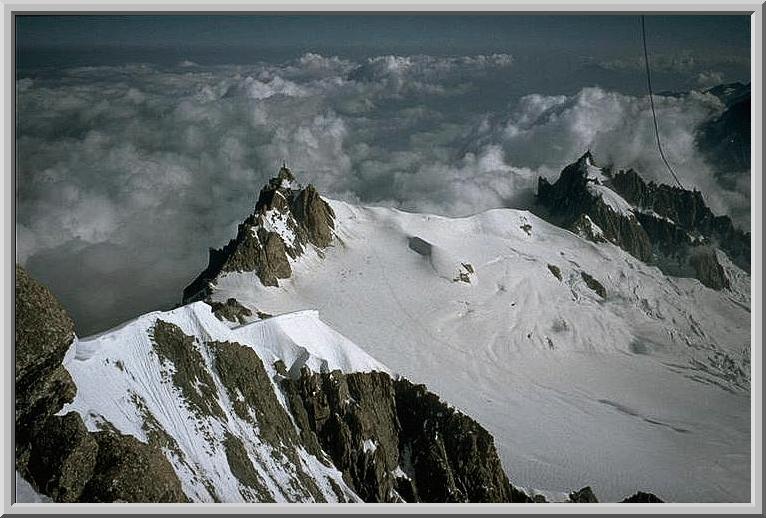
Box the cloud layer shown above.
[16,53,749,334]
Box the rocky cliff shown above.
[15,265,187,503]
[279,365,531,502]
[537,152,652,262]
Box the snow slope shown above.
[209,200,751,502]
[58,302,390,502]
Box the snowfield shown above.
[208,200,751,503]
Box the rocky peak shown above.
[183,166,336,303]
[536,152,749,290]
[537,152,652,262]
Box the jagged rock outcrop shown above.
[279,365,531,503]
[15,265,188,503]
[206,297,253,324]
[79,431,187,503]
[536,152,749,290]
[25,412,97,502]
[183,165,336,303]
[609,168,749,273]
[537,152,652,262]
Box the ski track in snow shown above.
[210,200,750,503]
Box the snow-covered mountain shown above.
[188,158,750,502]
[537,151,749,290]
[16,155,750,504]
[16,264,531,504]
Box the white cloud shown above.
[15,53,749,334]
[696,70,725,88]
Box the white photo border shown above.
[1,1,762,515]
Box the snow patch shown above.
[586,183,635,217]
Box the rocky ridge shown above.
[16,265,534,503]
[536,151,749,290]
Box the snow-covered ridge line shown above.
[57,300,392,502]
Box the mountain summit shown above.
[536,152,749,290]
[183,165,336,302]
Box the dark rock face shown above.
[210,341,333,502]
[536,152,750,290]
[620,491,664,503]
[293,185,336,248]
[15,266,189,503]
[151,320,225,420]
[222,432,275,502]
[15,265,75,388]
[689,247,730,291]
[15,264,78,475]
[280,367,530,503]
[25,412,98,502]
[183,166,336,303]
[569,486,599,503]
[206,297,253,324]
[580,272,607,298]
[80,431,188,503]
[610,168,749,274]
[394,377,531,503]
[537,152,652,262]
[281,367,401,502]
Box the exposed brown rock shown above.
[15,264,78,474]
[150,320,225,420]
[80,431,189,503]
[206,297,252,325]
[581,271,607,298]
[25,413,98,502]
[281,367,530,503]
[292,184,336,248]
[183,167,336,303]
